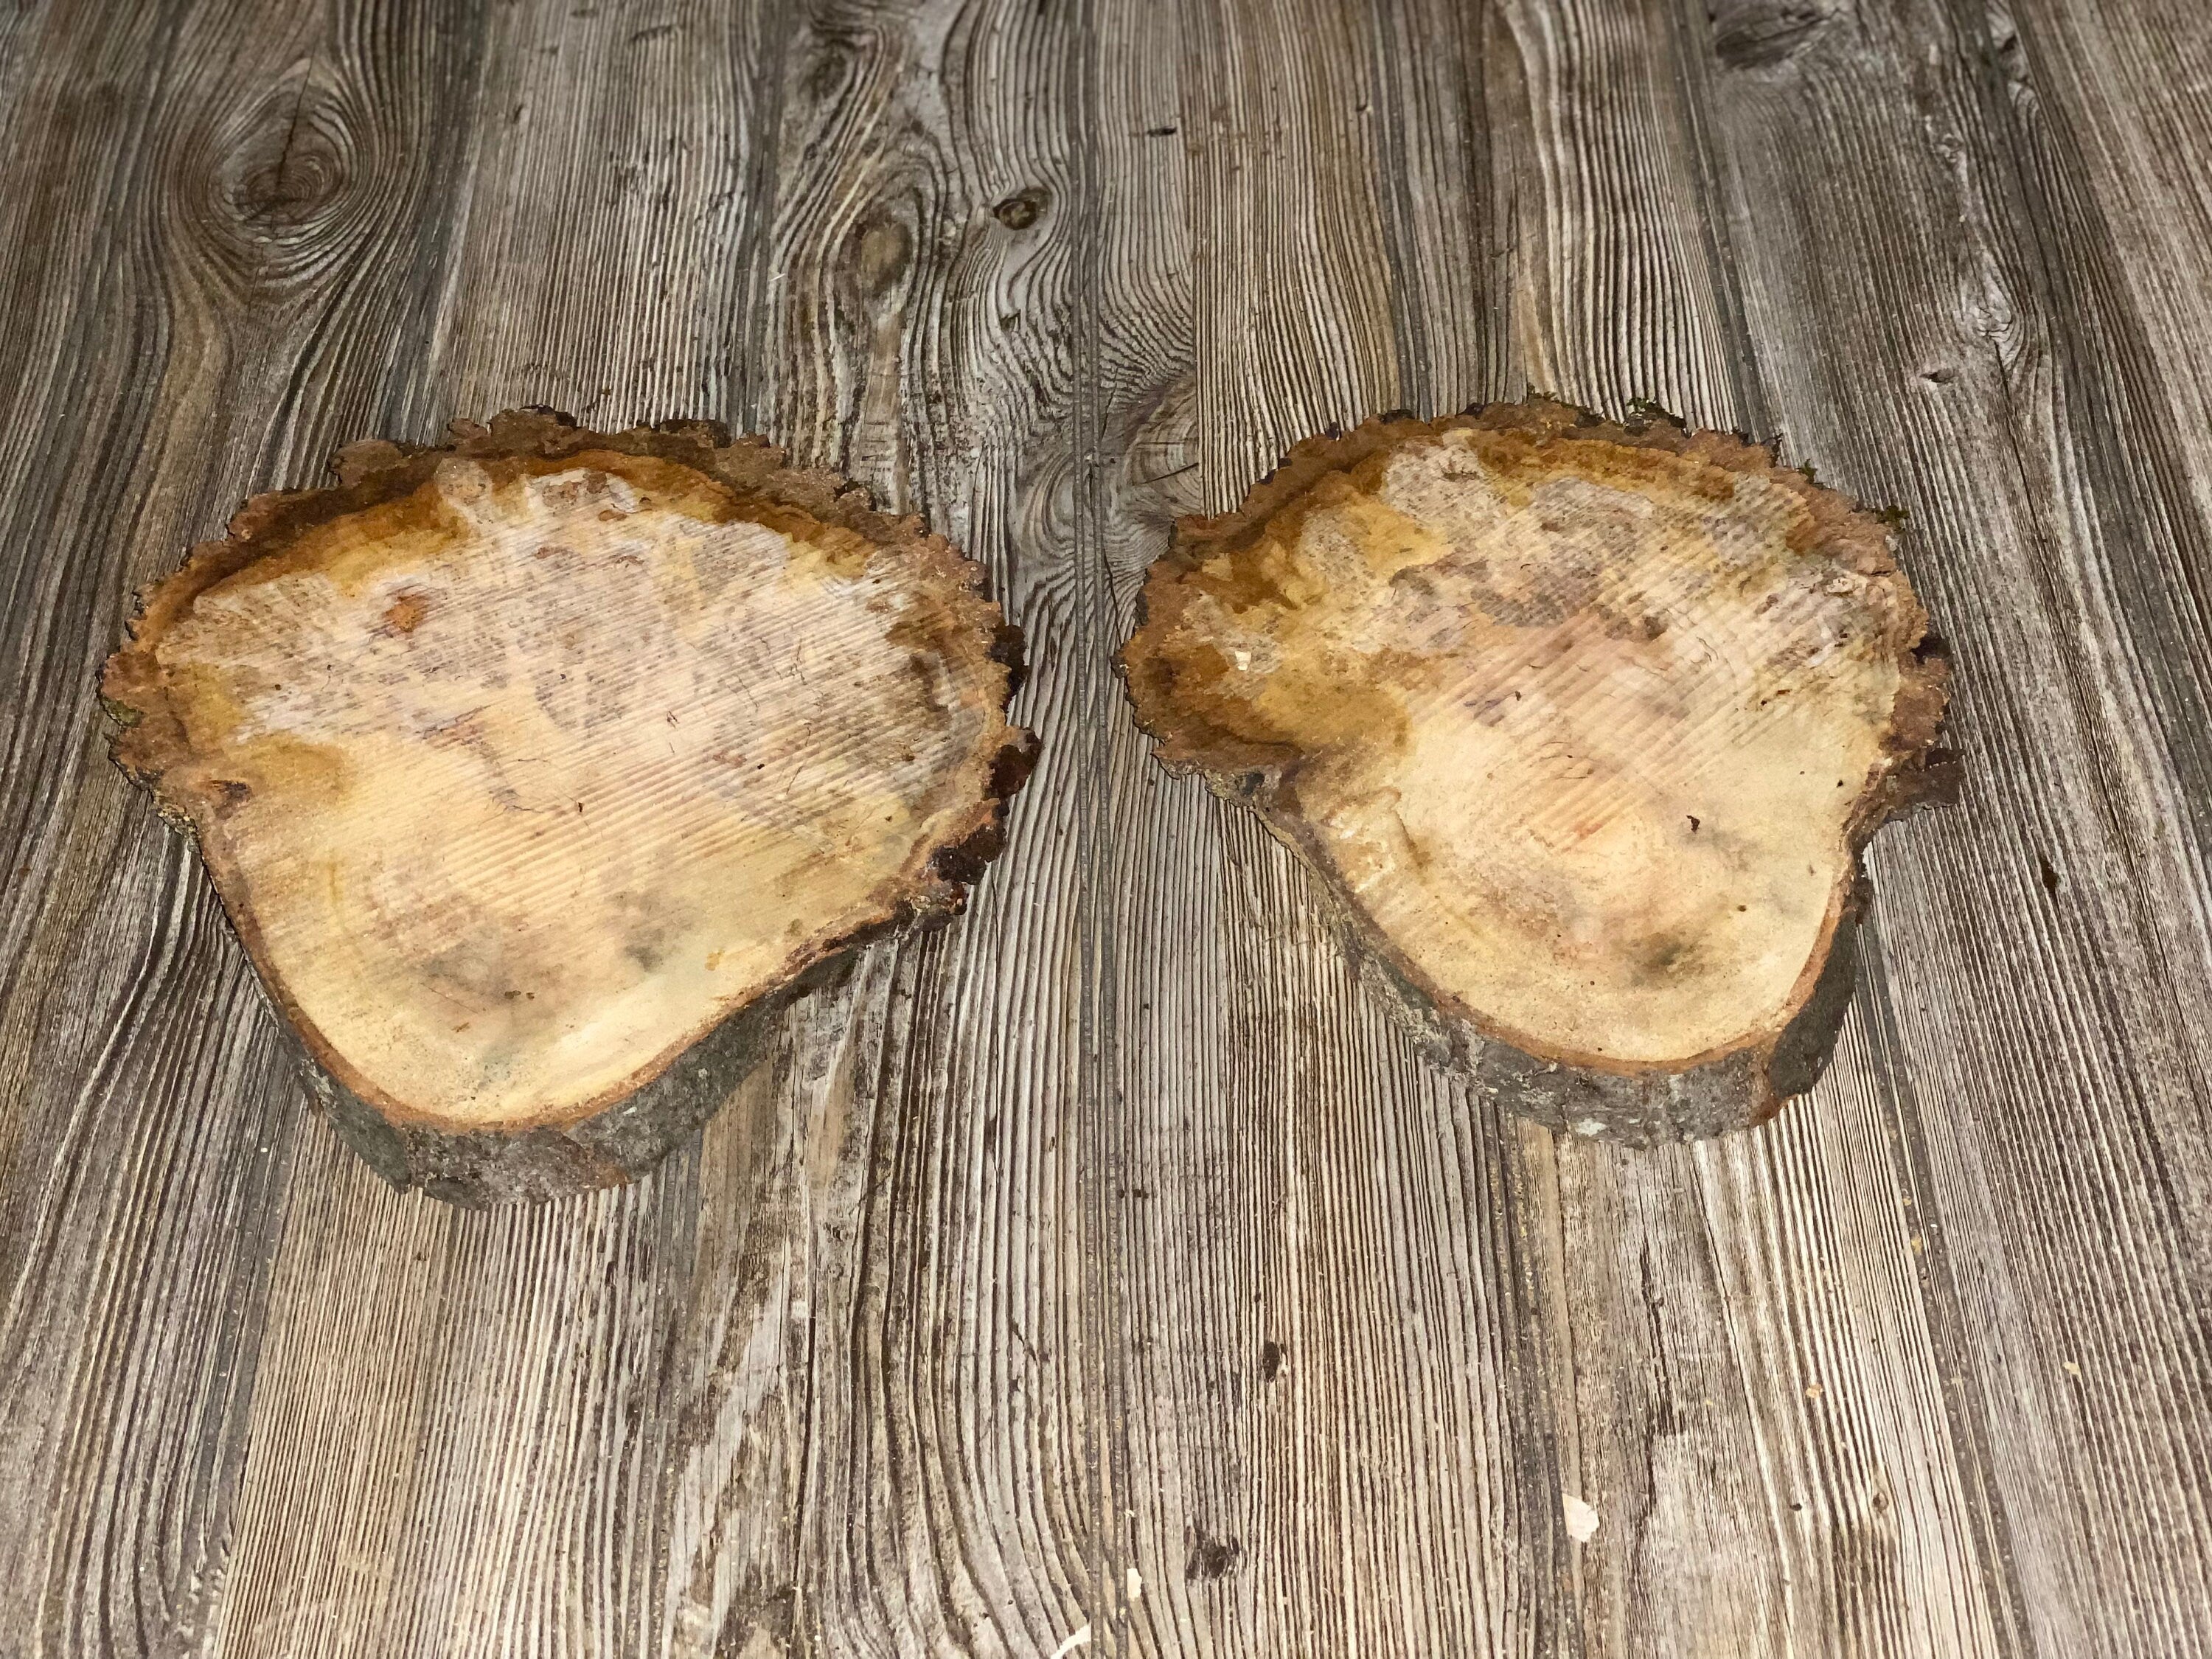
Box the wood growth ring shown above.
[1120,399,1952,1141]
[103,410,1034,1202]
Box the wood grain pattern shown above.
[1,3,483,1653]
[1700,7,2212,1654]
[100,411,1031,1200]
[1,0,2207,1654]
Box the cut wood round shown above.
[1120,400,1952,1142]
[103,409,1034,1203]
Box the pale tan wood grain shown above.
[102,420,1027,1196]
[1121,406,1944,1127]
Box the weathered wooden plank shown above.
[1088,5,1573,1655]
[1481,7,2034,1653]
[0,1,56,166]
[1092,0,2019,1654]
[197,5,792,1655]
[1689,0,2212,1652]
[740,1,1099,1648]
[1363,0,1498,410]
[2004,0,2212,832]
[422,0,780,426]
[0,2,487,1653]
[1485,0,1756,424]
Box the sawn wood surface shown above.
[1,0,2206,1655]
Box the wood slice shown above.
[102,410,1034,1203]
[1120,400,1952,1142]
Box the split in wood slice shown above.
[104,410,1034,1203]
[1120,400,1952,1141]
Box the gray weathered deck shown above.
[2,0,2208,1653]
